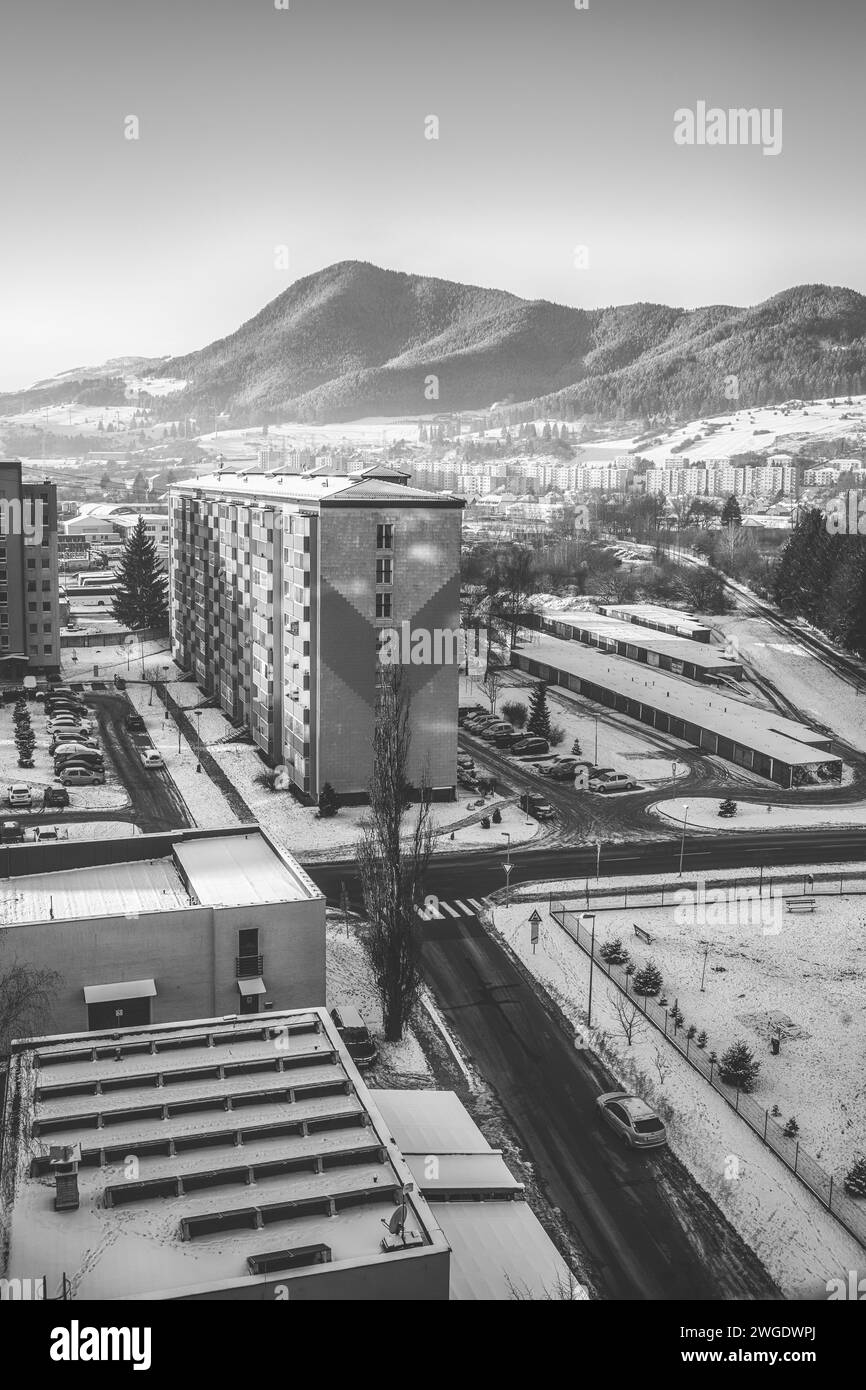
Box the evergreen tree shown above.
[317,782,340,818]
[526,681,552,740]
[720,495,742,527]
[718,1040,761,1092]
[112,516,169,631]
[632,961,663,996]
[844,1153,866,1198]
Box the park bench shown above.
[785,897,816,914]
[633,924,653,944]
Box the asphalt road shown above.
[88,691,190,833]
[418,908,777,1299]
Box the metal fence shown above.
[551,902,866,1250]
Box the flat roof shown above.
[0,858,190,926]
[540,608,740,673]
[174,831,321,907]
[596,603,711,638]
[518,635,839,769]
[0,1010,442,1300]
[436,1201,579,1302]
[172,472,462,509]
[375,1089,495,1155]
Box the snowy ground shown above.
[632,396,866,466]
[0,704,129,810]
[326,914,430,1079]
[20,820,140,842]
[488,898,866,1297]
[652,795,866,832]
[61,639,176,683]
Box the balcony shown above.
[236,954,264,979]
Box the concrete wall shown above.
[165,1244,450,1301]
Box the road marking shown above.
[454,899,475,915]
[468,897,486,911]
[440,901,461,918]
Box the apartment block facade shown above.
[170,469,463,803]
[0,459,61,675]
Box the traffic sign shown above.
[527,910,542,925]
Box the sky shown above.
[0,0,863,389]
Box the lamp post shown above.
[596,839,601,881]
[583,912,597,1027]
[678,804,690,878]
[699,939,710,992]
[594,716,599,765]
[193,709,202,773]
[501,832,512,907]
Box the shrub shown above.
[317,782,340,818]
[632,961,663,997]
[599,937,630,966]
[501,701,527,729]
[696,1030,707,1049]
[548,724,566,748]
[480,815,491,829]
[718,797,738,816]
[491,807,502,824]
[686,1024,697,1042]
[783,1117,799,1139]
[718,1040,761,1092]
[844,1154,866,1198]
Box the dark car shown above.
[125,712,146,732]
[330,1005,378,1068]
[0,819,25,842]
[46,698,88,714]
[43,784,70,808]
[520,792,555,821]
[1,687,25,703]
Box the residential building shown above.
[170,469,464,804]
[0,459,61,675]
[0,825,325,1033]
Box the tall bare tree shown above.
[357,665,434,1041]
[0,957,61,1061]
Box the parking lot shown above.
[0,684,191,840]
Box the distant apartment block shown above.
[0,459,61,674]
[170,467,463,803]
[0,825,325,1033]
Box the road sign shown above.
[527,910,542,925]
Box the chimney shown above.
[50,1143,82,1212]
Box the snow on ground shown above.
[488,899,866,1297]
[709,611,866,756]
[326,913,431,1078]
[461,672,690,787]
[652,795,866,832]
[635,396,866,466]
[125,684,242,830]
[511,860,866,903]
[24,820,140,842]
[60,639,176,683]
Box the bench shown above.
[786,897,816,913]
[633,925,653,944]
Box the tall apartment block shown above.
[0,459,61,675]
[170,467,464,803]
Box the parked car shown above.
[46,702,88,719]
[493,730,527,750]
[0,819,25,842]
[479,722,513,741]
[512,737,550,757]
[58,766,106,787]
[7,783,32,807]
[463,716,496,732]
[520,792,555,821]
[140,749,164,769]
[43,784,70,808]
[48,686,75,699]
[457,755,475,771]
[330,1005,378,1068]
[54,747,104,771]
[34,825,60,842]
[596,1091,667,1149]
[125,712,146,732]
[545,758,581,780]
[589,773,637,793]
[48,714,93,729]
[458,705,484,723]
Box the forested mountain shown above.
[4,265,866,425]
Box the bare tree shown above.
[480,665,504,714]
[356,665,434,1041]
[0,957,61,1060]
[652,1044,672,1086]
[608,989,642,1046]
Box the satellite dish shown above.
[387,1204,407,1237]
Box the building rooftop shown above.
[540,607,740,674]
[595,602,711,640]
[0,1010,446,1301]
[0,828,322,927]
[171,471,463,509]
[519,634,840,770]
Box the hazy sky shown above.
[0,0,863,389]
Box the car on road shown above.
[139,749,164,769]
[330,1005,378,1068]
[43,784,70,808]
[34,825,60,842]
[596,1092,668,1149]
[58,766,106,786]
[589,773,638,793]
[125,712,146,732]
[7,783,32,807]
[520,792,555,821]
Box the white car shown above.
[140,749,164,769]
[596,1091,668,1149]
[7,783,32,807]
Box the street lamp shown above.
[501,832,512,907]
[193,709,203,773]
[594,716,599,765]
[678,803,690,878]
[583,912,597,1026]
[596,839,601,881]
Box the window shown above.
[44,645,52,654]
[27,581,36,592]
[376,523,394,550]
[42,602,51,611]
[375,592,392,619]
[376,557,393,584]
[27,558,36,569]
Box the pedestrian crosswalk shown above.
[415,896,492,920]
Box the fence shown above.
[551,902,866,1251]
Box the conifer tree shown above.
[526,681,552,740]
[112,516,169,631]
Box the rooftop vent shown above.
[50,1142,82,1212]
